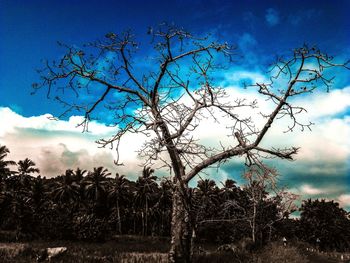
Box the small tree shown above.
[299,199,350,251]
[107,173,129,234]
[0,145,16,178]
[134,167,158,236]
[16,158,40,187]
[243,167,298,245]
[34,24,348,262]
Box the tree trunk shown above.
[133,209,136,234]
[252,203,256,243]
[145,198,148,236]
[268,225,272,242]
[169,185,192,263]
[141,211,145,236]
[116,199,121,234]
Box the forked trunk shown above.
[169,185,192,263]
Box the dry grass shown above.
[193,251,247,263]
[120,252,168,263]
[252,242,308,263]
[0,243,33,260]
[2,239,345,263]
[0,237,170,263]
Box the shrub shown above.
[73,214,111,242]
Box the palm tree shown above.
[51,169,80,205]
[0,145,16,178]
[107,173,129,234]
[84,167,110,216]
[30,176,46,208]
[219,179,245,219]
[194,179,219,222]
[72,167,87,208]
[17,158,40,175]
[72,167,87,182]
[195,179,219,205]
[154,179,172,235]
[17,158,40,187]
[134,167,158,235]
[29,176,48,234]
[9,190,33,239]
[220,179,239,199]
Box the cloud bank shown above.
[0,107,144,179]
[0,78,349,209]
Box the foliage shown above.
[298,199,350,251]
[73,214,111,241]
[0,145,16,178]
[0,144,349,254]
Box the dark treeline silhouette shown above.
[0,145,349,252]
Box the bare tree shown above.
[34,24,349,262]
[243,166,299,245]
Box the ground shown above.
[0,237,348,262]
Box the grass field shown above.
[0,237,348,262]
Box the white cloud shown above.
[300,184,323,195]
[247,86,350,164]
[338,194,350,208]
[295,184,345,200]
[226,70,268,85]
[175,78,349,170]
[0,107,115,136]
[295,86,350,119]
[0,69,349,186]
[0,107,145,178]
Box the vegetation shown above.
[299,199,350,252]
[0,238,346,263]
[1,144,349,260]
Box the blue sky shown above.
[0,0,349,210]
[1,0,349,117]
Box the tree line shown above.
[1,144,349,251]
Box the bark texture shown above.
[169,185,192,263]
